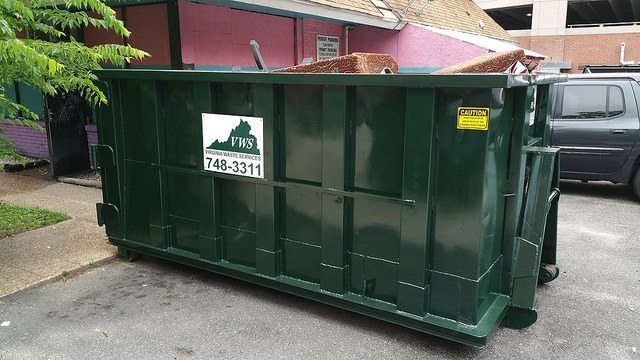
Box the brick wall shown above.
[0,121,49,159]
[517,33,640,73]
[513,36,531,49]
[85,124,98,164]
[564,33,640,72]
[529,35,566,63]
[1,122,97,162]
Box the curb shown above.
[2,159,50,173]
[57,177,102,189]
[0,253,118,300]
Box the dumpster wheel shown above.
[117,246,142,262]
[538,264,559,284]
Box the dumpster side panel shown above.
[476,88,515,320]
[220,179,257,267]
[349,86,407,305]
[119,80,164,248]
[95,79,123,238]
[283,85,323,184]
[480,88,513,273]
[162,81,201,169]
[282,187,322,283]
[281,85,324,283]
[160,81,211,254]
[429,87,514,325]
[167,171,200,252]
[398,87,437,316]
[120,80,158,163]
[430,88,490,325]
[253,84,280,277]
[320,85,348,294]
[353,87,405,197]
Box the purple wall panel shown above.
[0,122,49,159]
[85,124,98,165]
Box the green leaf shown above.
[0,0,148,157]
[48,59,56,76]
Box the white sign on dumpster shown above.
[202,113,264,179]
[316,35,340,61]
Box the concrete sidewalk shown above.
[0,171,115,298]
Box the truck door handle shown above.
[611,129,628,135]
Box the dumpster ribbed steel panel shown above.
[94,71,565,348]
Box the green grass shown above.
[0,202,70,238]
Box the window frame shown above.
[556,84,626,121]
[606,85,625,119]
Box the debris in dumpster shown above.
[271,53,398,74]
[433,49,538,74]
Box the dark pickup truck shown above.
[550,74,640,200]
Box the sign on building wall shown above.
[316,35,340,61]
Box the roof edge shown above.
[198,0,406,29]
[411,23,546,59]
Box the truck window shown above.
[561,85,607,119]
[608,86,624,117]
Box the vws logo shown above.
[231,136,255,151]
[206,119,261,155]
[202,114,264,178]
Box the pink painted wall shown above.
[179,0,295,68]
[82,2,488,71]
[84,9,124,48]
[178,2,347,68]
[349,23,487,70]
[126,5,171,66]
[84,6,170,67]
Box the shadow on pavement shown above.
[134,256,477,356]
[559,179,638,204]
[16,165,54,181]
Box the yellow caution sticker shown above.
[457,107,490,131]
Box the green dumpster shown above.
[93,70,565,348]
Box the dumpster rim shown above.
[95,69,567,89]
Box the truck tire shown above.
[634,166,640,201]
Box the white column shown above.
[531,0,568,36]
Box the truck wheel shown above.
[538,264,559,284]
[634,167,640,201]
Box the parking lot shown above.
[0,180,638,359]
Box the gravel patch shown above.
[66,169,101,182]
[58,169,102,188]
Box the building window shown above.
[567,0,640,28]
[485,5,533,30]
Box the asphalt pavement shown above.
[0,180,638,359]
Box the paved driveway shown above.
[1,181,638,359]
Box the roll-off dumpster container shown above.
[93,70,564,347]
